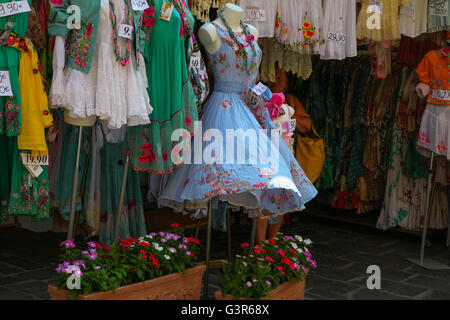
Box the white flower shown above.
[297,248,303,253]
[295,235,303,242]
[304,239,312,245]
[138,237,144,242]
[147,235,154,239]
[169,248,177,254]
[164,255,170,260]
[290,242,298,249]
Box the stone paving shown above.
[0,211,449,300]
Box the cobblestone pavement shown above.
[1,211,449,300]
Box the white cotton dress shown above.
[320,0,357,60]
[49,0,152,130]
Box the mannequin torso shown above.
[198,3,259,55]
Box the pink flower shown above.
[51,0,63,5]
[121,59,130,67]
[246,35,255,42]
[240,243,250,247]
[265,256,274,262]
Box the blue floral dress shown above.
[160,23,317,218]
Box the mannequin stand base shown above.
[405,258,450,270]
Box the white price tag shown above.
[251,82,269,96]
[159,0,174,21]
[118,24,134,40]
[429,0,448,16]
[21,153,49,166]
[0,71,13,96]
[189,51,202,70]
[290,119,296,132]
[431,89,450,101]
[0,0,31,18]
[25,164,43,178]
[367,0,383,14]
[243,9,266,22]
[327,32,346,43]
[400,0,415,17]
[131,0,149,11]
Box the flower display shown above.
[54,223,200,299]
[218,233,316,299]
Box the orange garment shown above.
[416,48,450,106]
[285,94,312,133]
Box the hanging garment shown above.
[378,67,449,230]
[159,22,317,219]
[49,0,152,129]
[416,48,450,106]
[399,0,428,38]
[238,0,277,38]
[427,0,449,32]
[274,0,323,54]
[356,0,409,41]
[128,0,198,174]
[320,0,357,60]
[98,127,146,245]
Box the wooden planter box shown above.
[48,264,206,300]
[215,276,307,300]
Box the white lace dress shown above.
[49,0,152,129]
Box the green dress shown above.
[0,0,50,221]
[128,0,198,174]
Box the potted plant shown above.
[216,233,316,300]
[48,223,205,300]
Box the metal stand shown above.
[406,153,450,270]
[67,126,83,240]
[72,152,91,238]
[203,199,213,300]
[113,154,130,244]
[250,215,257,247]
[227,208,232,263]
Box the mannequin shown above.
[198,3,259,54]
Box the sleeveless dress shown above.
[160,23,317,218]
[128,0,198,174]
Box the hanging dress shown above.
[49,0,152,129]
[159,22,317,218]
[128,0,198,174]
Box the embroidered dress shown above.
[49,0,152,129]
[416,48,450,159]
[128,0,198,174]
[159,23,317,218]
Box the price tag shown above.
[251,82,269,96]
[118,24,134,40]
[189,51,201,70]
[0,71,13,96]
[429,0,448,16]
[327,32,346,43]
[431,89,450,101]
[290,119,296,132]
[243,9,266,22]
[21,153,49,166]
[0,0,31,18]
[159,0,174,21]
[400,0,415,17]
[25,164,43,178]
[130,0,149,11]
[367,0,383,14]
